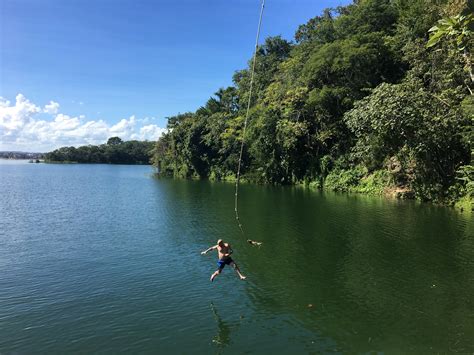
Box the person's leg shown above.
[230,262,246,280]
[211,268,222,282]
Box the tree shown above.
[295,8,336,44]
[45,139,153,165]
[150,0,472,207]
[427,2,474,89]
[344,79,470,200]
[107,137,123,146]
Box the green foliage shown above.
[456,164,474,198]
[324,166,391,194]
[45,138,154,165]
[107,136,123,146]
[394,0,445,41]
[324,165,368,192]
[344,78,470,201]
[333,0,398,38]
[357,169,392,194]
[453,155,474,213]
[455,194,474,213]
[426,1,473,88]
[308,180,322,190]
[295,8,336,44]
[301,33,403,94]
[427,13,473,50]
[152,0,472,207]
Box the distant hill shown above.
[0,151,45,160]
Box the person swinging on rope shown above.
[201,239,246,282]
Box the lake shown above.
[1,161,473,353]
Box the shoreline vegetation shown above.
[44,137,154,165]
[0,152,44,160]
[151,0,473,214]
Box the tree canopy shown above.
[152,0,473,208]
[45,138,154,165]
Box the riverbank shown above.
[151,1,472,216]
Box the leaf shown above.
[427,30,444,48]
[440,17,456,27]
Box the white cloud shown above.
[44,101,59,114]
[0,93,167,152]
[137,124,168,141]
[110,115,137,138]
[0,97,11,108]
[0,94,40,131]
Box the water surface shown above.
[1,161,473,353]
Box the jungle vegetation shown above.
[45,137,154,165]
[151,0,472,210]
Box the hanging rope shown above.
[234,0,266,235]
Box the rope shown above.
[234,0,266,235]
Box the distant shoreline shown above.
[0,152,44,160]
[44,160,152,165]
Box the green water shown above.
[1,161,473,353]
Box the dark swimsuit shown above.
[217,256,233,270]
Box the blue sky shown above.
[1,0,351,151]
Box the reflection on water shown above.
[210,302,233,350]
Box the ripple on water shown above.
[1,164,474,353]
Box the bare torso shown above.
[204,241,245,281]
[217,243,232,260]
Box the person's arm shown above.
[201,245,217,255]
